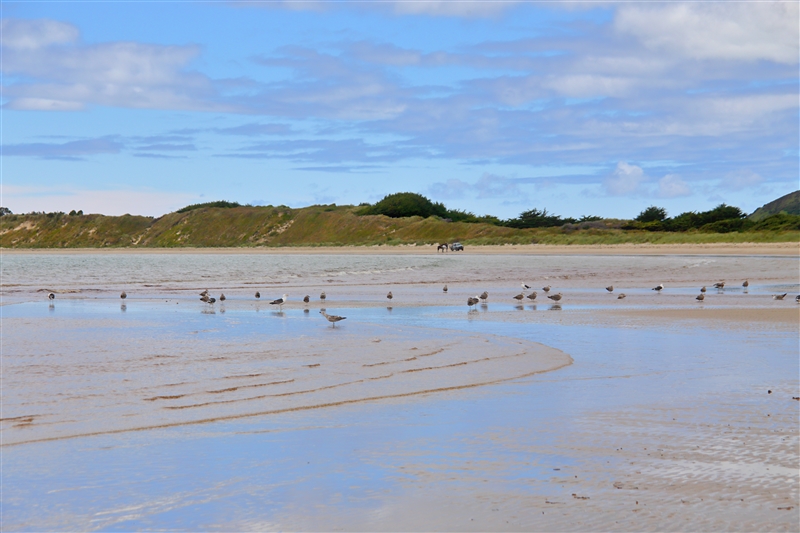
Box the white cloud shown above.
[541,74,634,98]
[2,19,229,112]
[615,3,799,64]
[391,0,518,17]
[428,178,471,199]
[428,173,526,201]
[603,161,647,196]
[1,185,199,217]
[720,169,764,191]
[657,174,691,198]
[0,19,79,50]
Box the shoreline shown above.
[2,241,798,256]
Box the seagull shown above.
[606,285,614,292]
[207,297,216,305]
[795,295,800,303]
[270,294,288,309]
[652,283,664,292]
[713,282,725,289]
[521,283,531,291]
[467,296,479,308]
[387,291,393,301]
[120,291,127,299]
[320,291,326,301]
[303,295,310,304]
[255,291,261,299]
[479,291,488,302]
[219,293,226,301]
[200,294,210,303]
[742,280,749,288]
[443,284,448,293]
[696,293,705,301]
[320,310,346,327]
[527,291,537,301]
[513,293,524,301]
[773,293,787,301]
[617,293,626,300]
[200,290,209,297]
[548,293,563,302]
[700,286,707,293]
[542,285,551,293]
[48,293,55,300]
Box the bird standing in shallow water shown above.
[606,285,613,292]
[527,291,537,301]
[443,284,448,293]
[48,293,55,300]
[700,286,707,293]
[521,283,531,291]
[513,293,524,301]
[773,293,787,300]
[219,293,226,301]
[387,291,393,302]
[255,291,261,299]
[617,293,626,300]
[320,310,346,327]
[467,296,479,308]
[303,295,310,304]
[652,283,664,292]
[713,282,725,289]
[479,291,488,303]
[270,294,288,310]
[320,291,326,301]
[696,293,704,301]
[200,290,209,297]
[120,291,127,299]
[542,285,551,293]
[548,293,563,302]
[742,280,749,288]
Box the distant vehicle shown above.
[450,242,464,251]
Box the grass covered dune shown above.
[2,194,799,249]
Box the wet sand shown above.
[2,252,798,531]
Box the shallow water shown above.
[2,253,798,531]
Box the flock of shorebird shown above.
[44,279,798,327]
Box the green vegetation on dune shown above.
[749,191,800,221]
[1,191,799,248]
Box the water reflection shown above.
[120,304,127,312]
[528,305,537,311]
[549,304,562,311]
[48,303,54,312]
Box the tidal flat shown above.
[1,251,798,531]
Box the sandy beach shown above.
[2,250,798,531]
[3,241,799,256]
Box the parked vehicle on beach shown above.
[450,242,464,251]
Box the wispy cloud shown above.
[2,137,122,160]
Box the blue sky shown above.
[2,1,798,219]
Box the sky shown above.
[1,1,798,219]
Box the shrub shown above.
[358,193,447,219]
[176,201,242,213]
[635,206,668,223]
[504,208,576,228]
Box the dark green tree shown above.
[635,206,668,223]
[358,193,447,219]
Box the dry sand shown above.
[2,241,799,256]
